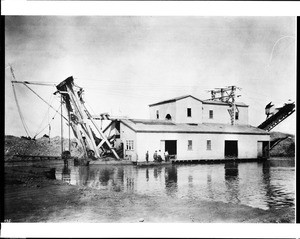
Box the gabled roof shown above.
[202,100,248,107]
[149,95,248,107]
[120,119,269,135]
[149,95,202,107]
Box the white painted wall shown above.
[175,97,203,124]
[202,103,249,125]
[136,132,179,161]
[149,96,248,125]
[135,131,270,161]
[149,101,176,121]
[120,123,137,161]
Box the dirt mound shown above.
[5,135,84,158]
[270,131,295,157]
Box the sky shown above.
[5,16,296,137]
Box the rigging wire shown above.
[22,83,68,121]
[11,80,57,86]
[33,93,55,139]
[7,66,70,139]
[33,104,62,138]
[9,66,32,137]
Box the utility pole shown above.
[68,111,71,154]
[220,88,224,102]
[61,94,64,157]
[207,85,240,125]
[231,86,236,125]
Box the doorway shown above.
[257,141,270,158]
[165,140,177,156]
[225,140,238,158]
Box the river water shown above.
[55,157,295,210]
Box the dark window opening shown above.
[235,111,239,120]
[165,114,172,120]
[115,120,120,131]
[188,140,193,150]
[187,108,192,117]
[209,110,213,119]
[156,110,159,119]
[207,140,211,150]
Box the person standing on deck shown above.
[157,150,163,162]
[146,151,149,163]
[164,151,169,162]
[153,150,158,162]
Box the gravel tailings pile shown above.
[269,131,295,157]
[5,135,84,159]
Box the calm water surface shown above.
[55,158,295,210]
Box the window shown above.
[207,140,211,150]
[126,140,134,150]
[165,114,172,120]
[209,110,213,119]
[187,108,192,117]
[235,111,239,120]
[156,110,159,119]
[188,140,193,150]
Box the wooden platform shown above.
[133,161,173,167]
[88,160,133,165]
[173,158,267,164]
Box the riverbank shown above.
[4,165,294,223]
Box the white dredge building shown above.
[107,95,270,162]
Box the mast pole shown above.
[68,111,71,153]
[61,94,64,157]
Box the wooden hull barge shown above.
[88,160,133,166]
[132,157,268,167]
[73,157,131,166]
[76,157,268,167]
[132,161,173,167]
[173,158,268,164]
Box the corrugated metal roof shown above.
[149,95,248,107]
[121,119,269,135]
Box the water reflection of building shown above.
[224,162,240,204]
[83,166,126,192]
[99,167,114,186]
[165,165,178,196]
[261,161,295,210]
[206,172,215,200]
[62,165,71,184]
[224,162,239,179]
[57,162,294,211]
[154,167,163,180]
[146,168,149,181]
[78,166,89,186]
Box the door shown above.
[165,140,177,157]
[225,140,238,158]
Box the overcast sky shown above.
[5,16,296,137]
